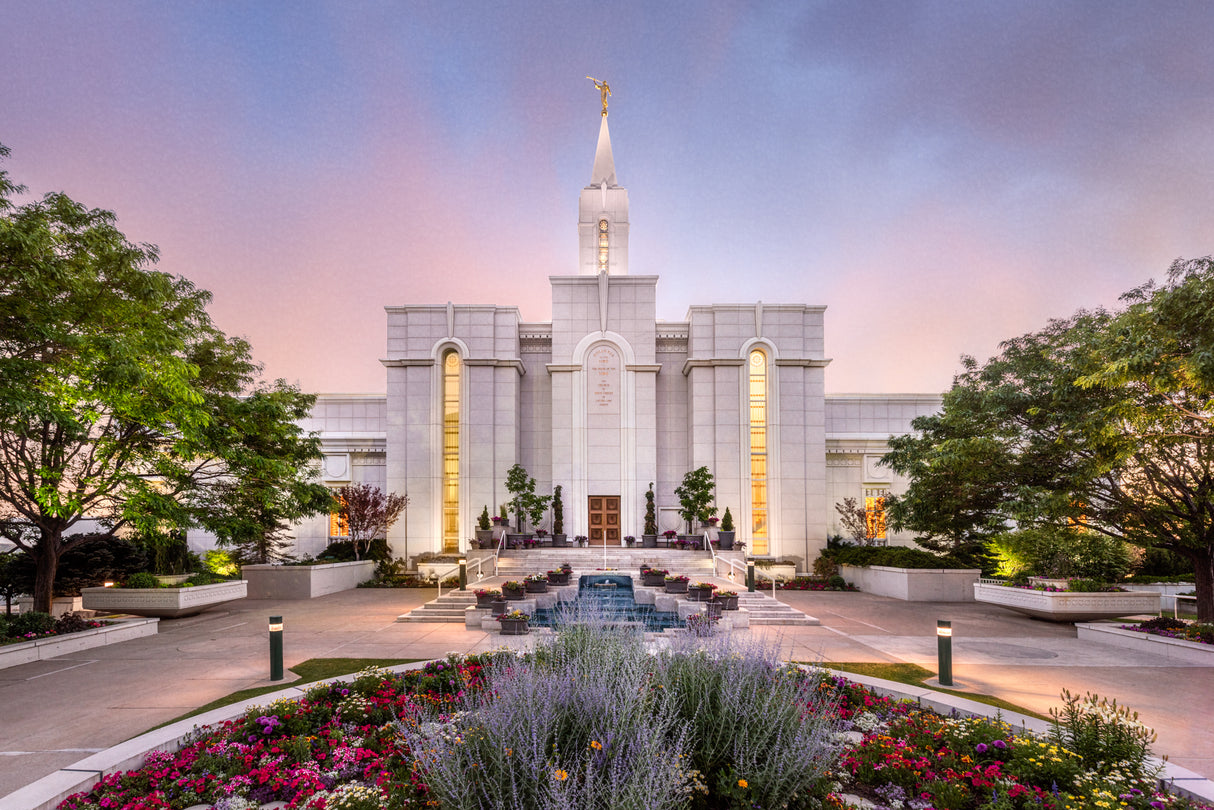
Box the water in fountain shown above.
[528,573,683,632]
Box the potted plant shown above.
[717,507,736,550]
[546,568,570,586]
[711,589,739,610]
[524,573,549,594]
[476,506,495,546]
[474,588,502,608]
[642,483,659,547]
[623,535,636,548]
[535,529,549,547]
[575,535,588,548]
[497,608,530,635]
[551,485,567,547]
[560,561,573,574]
[664,574,690,594]
[689,581,718,602]
[501,580,525,601]
[675,466,717,535]
[642,568,668,587]
[662,530,678,547]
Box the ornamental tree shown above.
[0,145,329,611]
[881,260,1214,620]
[674,466,716,534]
[334,483,408,561]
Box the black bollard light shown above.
[269,615,284,681]
[458,557,467,591]
[936,620,953,686]
[746,558,755,593]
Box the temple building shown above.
[290,101,941,567]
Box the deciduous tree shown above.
[334,483,408,561]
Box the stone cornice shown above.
[774,358,832,368]
[681,358,746,376]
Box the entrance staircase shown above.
[396,548,818,626]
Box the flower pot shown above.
[499,618,529,636]
[712,594,739,610]
[642,573,667,587]
[688,586,715,602]
[475,529,495,546]
[679,536,701,549]
[505,533,528,549]
[551,534,568,547]
[475,593,499,608]
[642,534,658,548]
[665,580,689,594]
[489,598,508,613]
[705,602,724,618]
[502,588,526,601]
[546,572,570,586]
[524,580,548,594]
[716,531,735,550]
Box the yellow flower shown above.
[553,769,568,781]
[738,779,748,788]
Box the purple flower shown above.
[1151,802,1165,810]
[976,743,988,754]
[992,739,1006,749]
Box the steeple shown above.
[578,86,630,275]
[591,115,617,188]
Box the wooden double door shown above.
[588,495,620,546]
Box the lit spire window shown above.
[442,350,461,553]
[749,349,769,554]
[597,218,609,273]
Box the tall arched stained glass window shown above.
[442,350,461,553]
[749,349,769,554]
[597,218,609,273]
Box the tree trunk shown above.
[32,539,60,615]
[1194,551,1213,624]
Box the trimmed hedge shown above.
[831,545,969,570]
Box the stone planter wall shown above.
[755,563,797,583]
[13,596,82,617]
[81,580,248,618]
[841,565,983,602]
[243,561,375,600]
[973,581,1160,622]
[1075,623,1213,665]
[0,618,159,671]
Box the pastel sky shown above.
[4,1,1213,396]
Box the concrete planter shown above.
[82,580,247,618]
[1075,623,1214,665]
[973,581,1160,622]
[13,596,82,617]
[755,563,797,582]
[242,561,375,600]
[841,565,982,602]
[0,618,159,671]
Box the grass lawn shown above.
[820,661,1050,720]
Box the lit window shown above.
[329,495,349,539]
[598,218,609,273]
[442,350,461,553]
[749,349,768,554]
[864,487,887,543]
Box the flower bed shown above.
[974,581,1160,622]
[0,617,158,671]
[780,576,857,591]
[50,627,1213,810]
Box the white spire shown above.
[590,114,617,188]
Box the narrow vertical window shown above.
[864,487,888,544]
[597,218,609,273]
[329,495,349,540]
[442,350,461,553]
[749,349,769,554]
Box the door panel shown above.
[588,496,621,546]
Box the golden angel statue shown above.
[587,76,611,116]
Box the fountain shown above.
[528,573,683,631]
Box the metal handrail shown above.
[1162,593,1198,619]
[435,554,493,599]
[708,542,778,598]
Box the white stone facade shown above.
[297,113,943,566]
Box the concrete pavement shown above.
[0,587,1209,801]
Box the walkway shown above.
[0,587,1209,802]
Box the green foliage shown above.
[203,549,238,577]
[6,610,54,637]
[552,485,564,535]
[880,261,1214,621]
[134,529,197,575]
[333,483,407,561]
[829,545,970,570]
[502,463,550,533]
[720,506,734,532]
[644,483,658,536]
[674,466,716,532]
[318,538,390,563]
[124,572,162,589]
[1,536,148,597]
[0,146,327,611]
[990,526,1134,581]
[1048,690,1158,778]
[478,505,492,531]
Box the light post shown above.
[269,616,284,681]
[746,558,755,593]
[458,557,467,591]
[936,620,953,686]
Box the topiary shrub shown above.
[124,572,162,589]
[827,574,847,589]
